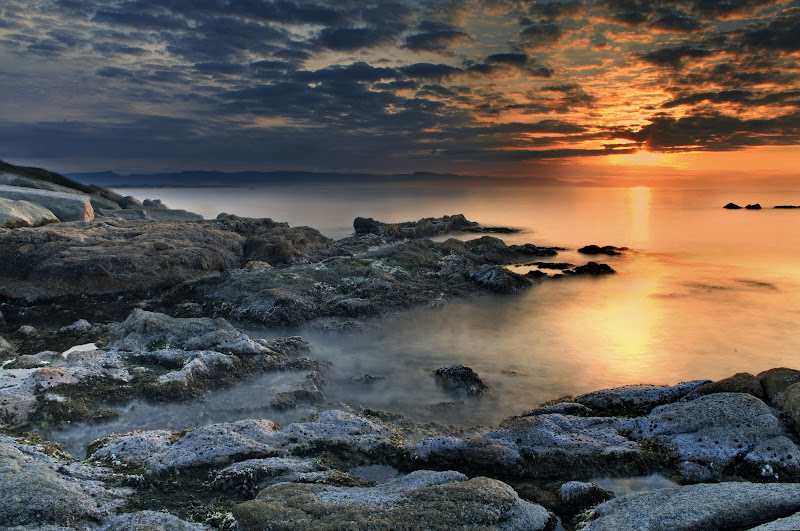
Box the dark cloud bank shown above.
[0,0,798,175]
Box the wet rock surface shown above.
[433,365,488,395]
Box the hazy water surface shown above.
[49,185,800,454]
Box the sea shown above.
[48,184,800,455]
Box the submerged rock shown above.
[570,262,616,275]
[232,470,555,531]
[579,482,800,530]
[746,203,762,210]
[724,202,742,209]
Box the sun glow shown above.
[615,150,668,165]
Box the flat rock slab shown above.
[0,184,93,222]
[580,482,800,531]
[233,470,555,530]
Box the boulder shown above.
[623,393,794,472]
[433,365,488,395]
[724,202,742,209]
[690,372,765,399]
[0,184,93,222]
[579,482,800,530]
[746,203,762,210]
[575,380,709,416]
[232,470,555,531]
[95,208,203,221]
[758,368,800,404]
[99,511,208,530]
[0,197,59,228]
[0,436,129,527]
[775,382,800,435]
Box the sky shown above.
[0,0,799,185]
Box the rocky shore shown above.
[3,161,800,529]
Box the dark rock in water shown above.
[434,365,488,395]
[690,372,766,400]
[724,202,742,209]
[775,205,799,209]
[352,374,386,384]
[353,214,479,239]
[533,262,574,270]
[559,480,615,513]
[578,245,626,255]
[525,269,548,280]
[469,264,532,293]
[510,243,562,256]
[463,225,521,234]
[571,262,616,275]
[746,203,762,210]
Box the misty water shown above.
[49,185,800,456]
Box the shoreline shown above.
[2,162,800,529]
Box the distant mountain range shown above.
[65,170,569,188]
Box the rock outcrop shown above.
[0,184,94,222]
[0,197,59,228]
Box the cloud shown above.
[402,22,471,53]
[642,44,714,67]
[520,21,564,47]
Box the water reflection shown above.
[630,186,650,245]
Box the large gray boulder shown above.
[96,208,203,221]
[0,184,93,222]
[0,197,59,228]
[0,436,130,527]
[749,511,800,530]
[579,482,800,530]
[623,393,799,478]
[233,470,555,531]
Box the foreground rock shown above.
[233,470,555,530]
[579,482,800,530]
[0,435,130,527]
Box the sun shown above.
[619,149,667,165]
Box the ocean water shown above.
[49,184,800,454]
